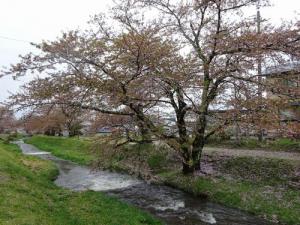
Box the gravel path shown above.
[203,147,300,162]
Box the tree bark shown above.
[180,144,203,174]
[182,161,195,174]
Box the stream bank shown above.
[26,136,300,225]
[18,139,280,225]
[0,141,160,225]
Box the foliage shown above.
[0,132,23,144]
[147,152,167,172]
[0,106,16,133]
[21,106,87,136]
[68,122,83,137]
[0,141,161,225]
[3,132,18,144]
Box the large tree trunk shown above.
[181,157,202,174]
[188,112,207,174]
[192,147,202,171]
[180,144,203,174]
[136,120,152,143]
[182,69,210,174]
[182,161,195,174]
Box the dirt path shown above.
[203,147,300,163]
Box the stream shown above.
[15,140,275,225]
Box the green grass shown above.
[207,137,300,152]
[0,141,161,225]
[270,138,300,151]
[147,153,167,172]
[25,135,93,165]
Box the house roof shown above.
[97,127,112,133]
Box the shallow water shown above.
[15,140,275,225]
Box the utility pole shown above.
[257,0,264,142]
[257,1,262,76]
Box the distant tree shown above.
[21,106,85,136]
[59,106,85,137]
[0,106,16,133]
[21,108,64,135]
[4,0,300,173]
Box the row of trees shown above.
[0,105,85,136]
[3,0,300,173]
[0,104,118,137]
[20,106,85,136]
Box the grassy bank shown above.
[0,141,161,225]
[26,136,300,225]
[26,135,93,165]
[160,171,300,225]
[206,137,300,152]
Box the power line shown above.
[0,35,32,44]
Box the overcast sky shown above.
[0,0,299,103]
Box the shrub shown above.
[240,139,262,149]
[3,132,18,144]
[147,153,167,171]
